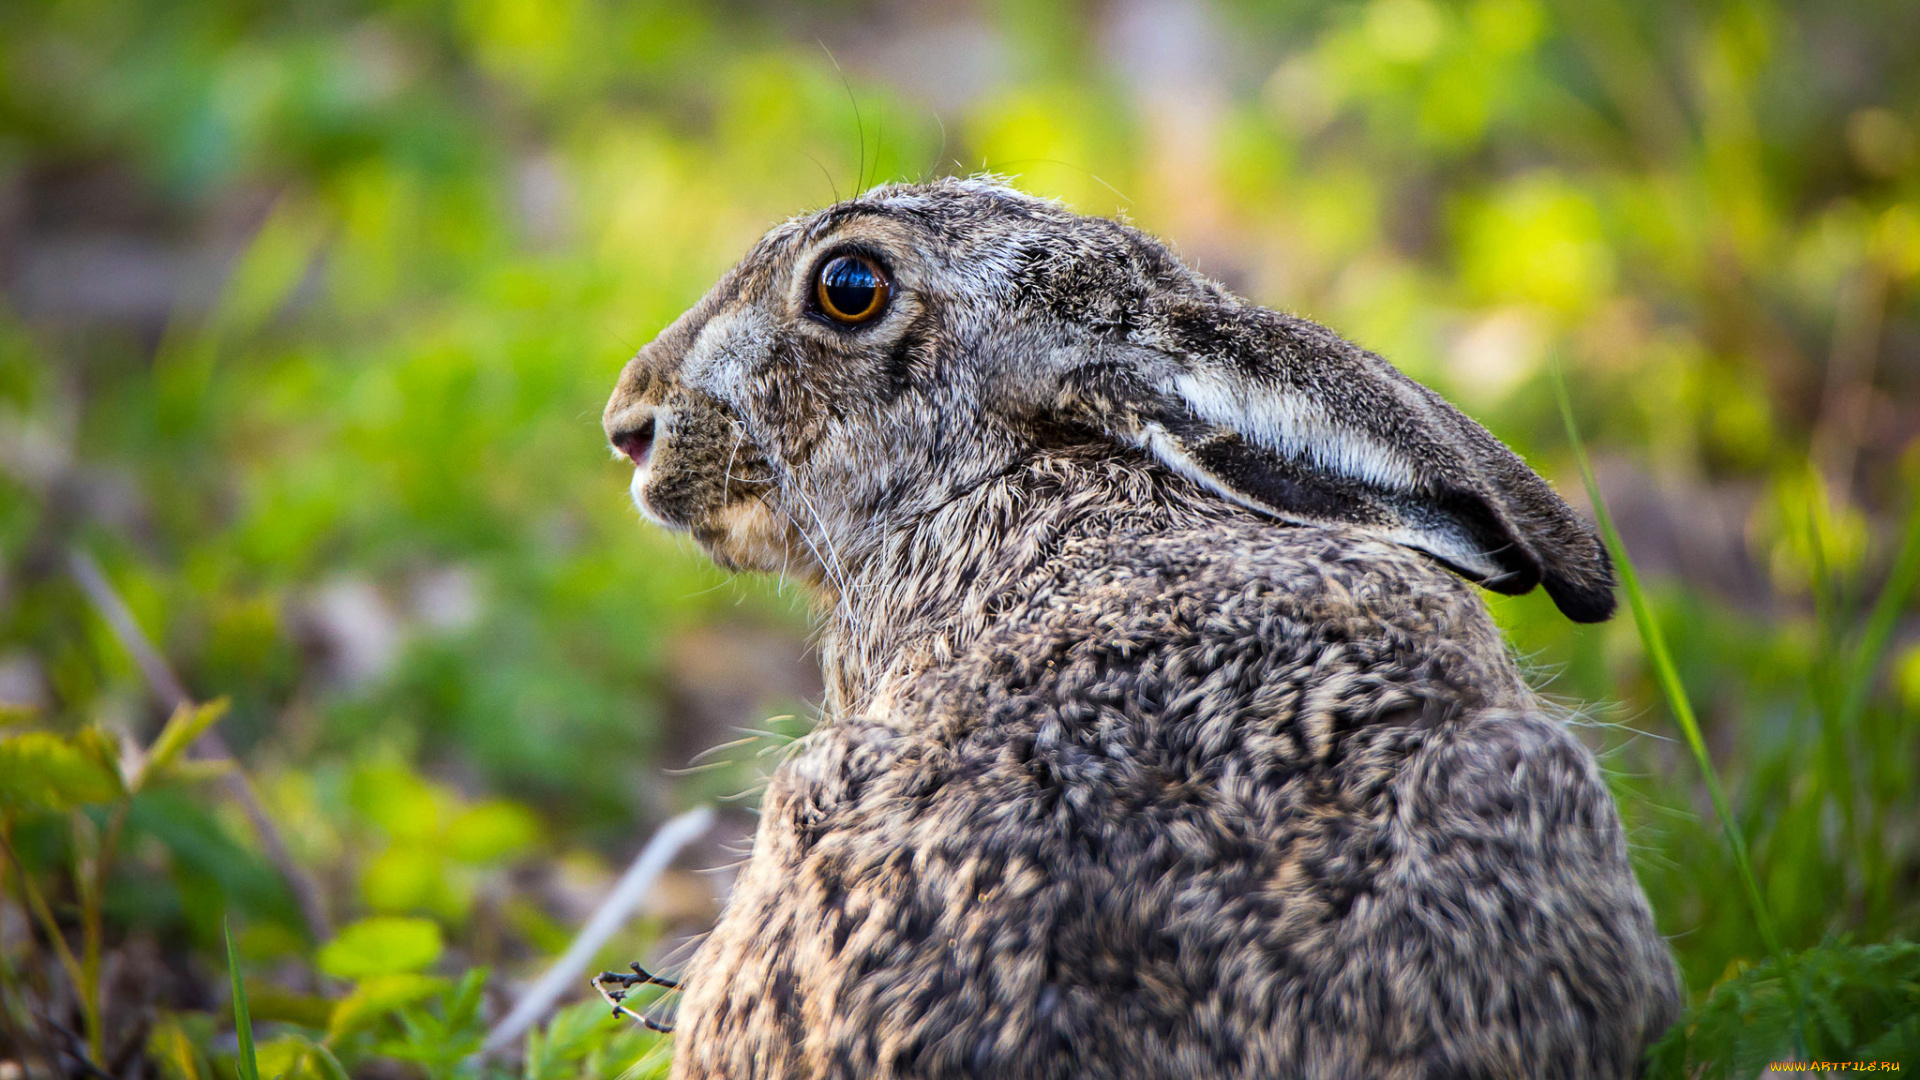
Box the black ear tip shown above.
[1545,577,1618,622]
[1481,551,1615,620]
[1542,537,1619,622]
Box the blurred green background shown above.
[0,0,1916,1076]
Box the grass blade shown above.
[299,1038,351,1080]
[1840,495,1920,732]
[226,916,260,1080]
[1552,368,1789,966]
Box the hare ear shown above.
[1072,316,1616,622]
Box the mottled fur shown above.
[603,178,1679,1079]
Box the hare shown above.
[601,178,1680,1080]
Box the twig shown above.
[43,1012,123,1080]
[67,548,334,942]
[477,806,713,1055]
[66,550,191,709]
[0,832,89,1004]
[591,962,680,1033]
[0,814,67,1079]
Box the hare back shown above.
[670,524,1680,1080]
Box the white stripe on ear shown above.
[1168,370,1416,492]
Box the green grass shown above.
[227,917,261,1080]
[1555,366,1789,970]
[1559,367,1920,1069]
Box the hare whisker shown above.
[767,490,844,597]
[688,735,765,765]
[775,465,855,599]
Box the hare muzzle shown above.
[604,356,670,525]
[604,322,801,576]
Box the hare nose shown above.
[611,415,656,467]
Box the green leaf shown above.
[326,973,445,1039]
[445,799,540,863]
[73,725,128,791]
[147,759,235,788]
[243,983,334,1030]
[140,699,229,791]
[295,1039,351,1080]
[358,846,459,918]
[0,730,125,810]
[348,765,447,843]
[316,916,444,980]
[1648,939,1920,1076]
[226,918,260,1080]
[253,1037,309,1080]
[444,967,489,1033]
[146,1012,210,1080]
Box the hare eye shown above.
[814,255,890,325]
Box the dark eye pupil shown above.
[822,257,878,317]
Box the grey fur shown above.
[603,178,1679,1079]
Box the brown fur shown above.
[603,178,1679,1079]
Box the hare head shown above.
[603,177,1615,622]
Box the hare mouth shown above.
[628,461,690,532]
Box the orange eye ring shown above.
[814,255,890,324]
